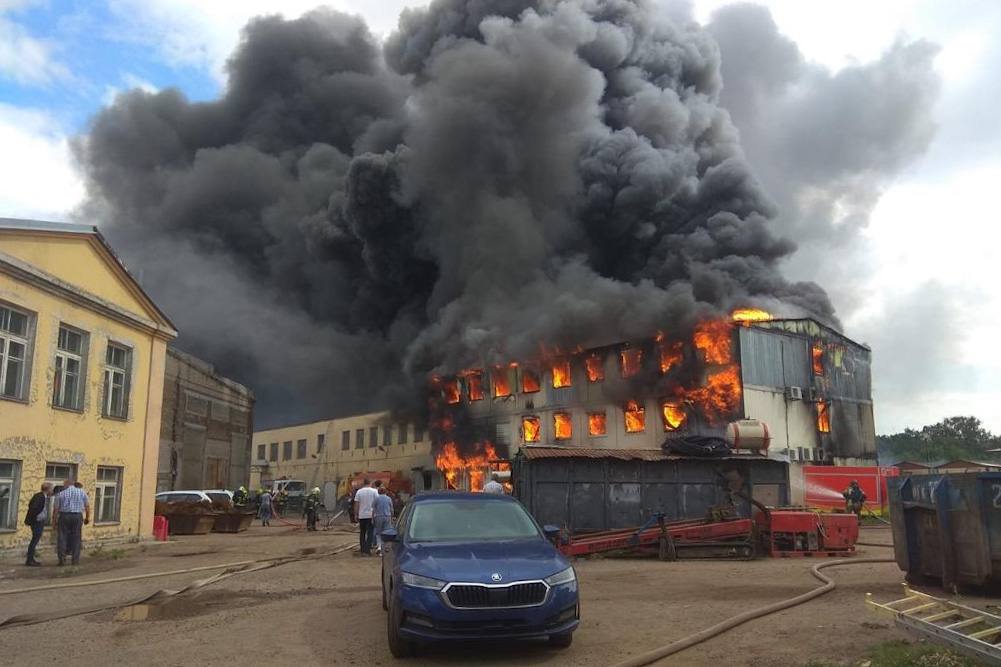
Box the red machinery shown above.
[755,509,858,557]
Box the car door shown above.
[383,503,411,600]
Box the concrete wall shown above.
[0,229,174,550]
[158,348,254,492]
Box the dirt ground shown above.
[0,526,955,666]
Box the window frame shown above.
[52,324,87,412]
[355,428,365,449]
[44,462,78,528]
[94,466,122,524]
[369,426,379,449]
[0,302,33,402]
[0,459,21,532]
[282,441,292,460]
[102,341,132,420]
[269,442,278,462]
[296,439,307,459]
[341,430,350,451]
[257,444,267,462]
[317,433,325,453]
[397,424,407,445]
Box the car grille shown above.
[445,582,548,608]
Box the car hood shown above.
[399,539,568,584]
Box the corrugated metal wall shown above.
[739,327,810,389]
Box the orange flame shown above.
[492,365,512,398]
[552,359,572,388]
[817,401,831,433]
[465,370,484,401]
[521,368,540,394]
[443,378,460,404]
[661,401,686,431]
[731,308,772,325]
[588,411,607,436]
[689,365,741,424]
[624,400,645,433]
[585,353,604,382]
[435,441,502,491]
[620,348,642,378]
[694,320,733,365]
[554,412,572,440]
[522,415,541,443]
[659,341,683,374]
[812,341,824,376]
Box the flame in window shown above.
[521,368,540,394]
[620,348,642,378]
[812,342,824,376]
[465,371,484,401]
[552,359,571,388]
[522,416,541,442]
[661,402,686,431]
[588,411,607,436]
[624,400,645,433]
[443,378,460,404]
[554,412,572,440]
[585,353,604,382]
[694,319,732,365]
[659,341,683,374]
[492,366,511,398]
[817,401,831,433]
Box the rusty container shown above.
[212,512,255,533]
[165,513,217,535]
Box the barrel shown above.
[724,419,771,453]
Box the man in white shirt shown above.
[353,479,379,555]
[483,474,505,494]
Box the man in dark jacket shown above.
[23,482,53,566]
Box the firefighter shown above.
[843,480,866,518]
[233,486,249,507]
[303,487,322,532]
[274,488,288,516]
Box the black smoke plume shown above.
[75,1,841,428]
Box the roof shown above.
[0,217,177,337]
[938,459,1001,469]
[516,446,774,462]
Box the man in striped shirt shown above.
[52,478,90,566]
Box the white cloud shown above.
[0,104,84,220]
[102,72,159,106]
[0,15,70,86]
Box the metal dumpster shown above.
[889,472,1001,589]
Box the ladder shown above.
[867,584,1001,666]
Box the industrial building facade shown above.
[0,218,177,551]
[158,348,255,492]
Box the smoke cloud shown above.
[76,1,860,427]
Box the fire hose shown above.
[612,556,896,667]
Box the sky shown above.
[1,0,998,435]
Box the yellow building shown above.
[0,218,177,551]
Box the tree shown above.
[877,416,1001,464]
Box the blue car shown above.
[380,492,579,657]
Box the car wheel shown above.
[549,632,573,648]
[387,589,415,658]
[381,568,388,611]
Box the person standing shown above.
[372,486,394,556]
[303,487,322,532]
[353,479,379,555]
[483,473,505,494]
[23,483,53,566]
[52,478,89,566]
[258,487,273,526]
[843,480,866,518]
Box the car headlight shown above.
[401,571,447,590]
[544,567,576,586]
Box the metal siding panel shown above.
[607,483,643,528]
[641,483,679,520]
[571,482,605,531]
[533,482,570,529]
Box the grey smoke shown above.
[73,1,934,428]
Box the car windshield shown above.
[407,499,541,542]
[285,482,305,494]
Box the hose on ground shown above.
[612,557,895,667]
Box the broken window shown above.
[53,325,86,411]
[620,348,642,378]
[467,371,485,401]
[624,400,645,433]
[585,353,604,382]
[443,377,460,404]
[659,341,683,374]
[492,366,512,398]
[661,401,686,431]
[554,412,572,440]
[521,368,540,394]
[0,303,30,400]
[817,401,831,434]
[522,416,541,443]
[552,359,571,388]
[588,411,607,436]
[812,341,824,376]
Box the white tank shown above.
[724,419,771,454]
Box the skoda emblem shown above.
[491,572,503,582]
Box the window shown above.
[383,425,392,446]
[522,416,540,443]
[366,426,376,448]
[414,426,424,442]
[661,401,687,431]
[355,428,365,449]
[0,303,30,400]
[520,368,540,394]
[398,424,407,444]
[185,393,208,416]
[812,341,824,376]
[467,371,484,401]
[45,463,77,523]
[624,400,645,433]
[282,441,292,460]
[317,434,325,453]
[296,439,307,459]
[341,430,350,451]
[102,343,131,419]
[211,400,230,422]
[552,360,571,388]
[95,467,121,523]
[588,411,607,436]
[492,366,513,398]
[0,460,20,531]
[659,341,683,374]
[554,412,572,440]
[53,325,86,410]
[585,353,604,382]
[620,348,642,378]
[269,443,278,462]
[817,401,831,433]
[443,378,460,404]
[257,444,266,461]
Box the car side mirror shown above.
[543,525,561,543]
[381,527,398,543]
